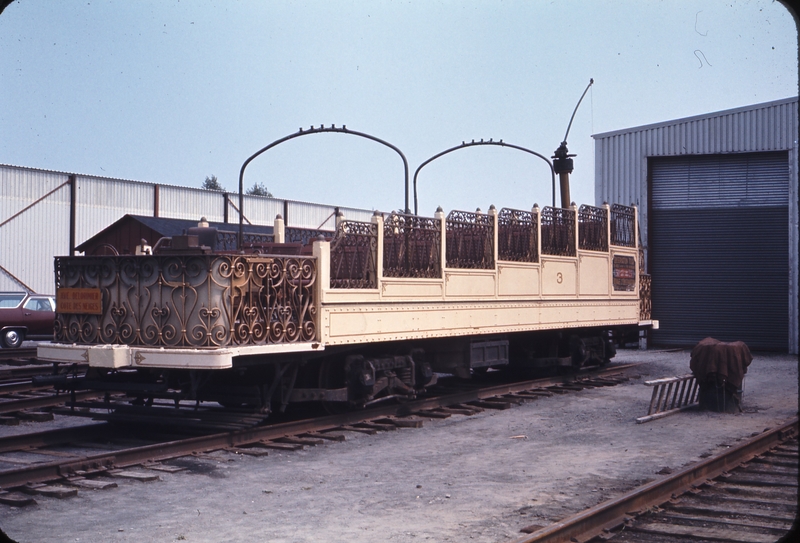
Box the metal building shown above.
[593,97,798,353]
[0,165,375,295]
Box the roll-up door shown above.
[649,152,789,351]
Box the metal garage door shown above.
[649,152,789,351]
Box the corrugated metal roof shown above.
[592,96,798,139]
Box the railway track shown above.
[0,362,638,504]
[514,417,798,543]
[0,348,38,363]
[0,362,91,421]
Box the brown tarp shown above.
[689,337,753,389]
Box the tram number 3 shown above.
[556,272,563,284]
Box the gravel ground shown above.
[1,348,797,543]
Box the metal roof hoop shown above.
[237,125,409,250]
[412,140,556,215]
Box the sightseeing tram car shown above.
[38,196,656,415]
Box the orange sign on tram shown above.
[57,288,103,315]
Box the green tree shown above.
[202,175,224,191]
[246,182,273,197]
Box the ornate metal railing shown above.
[445,210,494,269]
[329,221,378,289]
[540,206,576,257]
[383,213,441,278]
[498,208,538,262]
[610,204,636,247]
[285,227,334,245]
[53,255,317,348]
[216,231,276,252]
[578,204,608,252]
[640,273,652,320]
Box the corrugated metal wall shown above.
[593,96,799,353]
[75,176,156,246]
[0,164,376,294]
[159,185,226,223]
[0,167,71,293]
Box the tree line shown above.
[202,175,273,197]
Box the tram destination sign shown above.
[57,288,103,314]
[612,255,636,292]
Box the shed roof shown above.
[592,96,798,140]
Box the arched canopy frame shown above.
[238,125,409,248]
[412,139,556,215]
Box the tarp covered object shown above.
[689,337,753,389]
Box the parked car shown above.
[0,292,56,348]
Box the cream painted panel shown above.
[541,260,577,296]
[444,271,496,298]
[323,300,641,344]
[498,264,540,296]
[578,254,610,296]
[320,289,382,304]
[380,280,444,299]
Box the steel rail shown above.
[0,423,112,454]
[0,390,103,415]
[0,382,53,395]
[0,363,639,489]
[0,348,38,362]
[509,416,799,543]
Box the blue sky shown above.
[1,0,796,216]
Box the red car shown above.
[0,292,56,349]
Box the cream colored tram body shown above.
[39,203,656,412]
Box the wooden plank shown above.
[671,503,797,523]
[467,400,512,410]
[110,470,160,482]
[0,492,36,506]
[67,478,118,490]
[632,521,779,543]
[301,431,347,442]
[276,436,325,446]
[28,484,78,498]
[415,410,451,419]
[636,403,700,424]
[659,511,793,532]
[372,417,424,428]
[142,463,187,473]
[257,441,304,450]
[229,447,270,457]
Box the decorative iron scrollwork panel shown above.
[639,273,652,320]
[610,204,636,247]
[445,210,494,269]
[54,254,317,347]
[540,207,576,257]
[578,205,608,252]
[330,221,378,289]
[285,227,334,246]
[383,213,442,278]
[498,208,538,262]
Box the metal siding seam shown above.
[790,107,799,353]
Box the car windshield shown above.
[0,293,25,308]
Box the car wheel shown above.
[2,329,24,349]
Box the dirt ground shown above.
[1,348,797,543]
